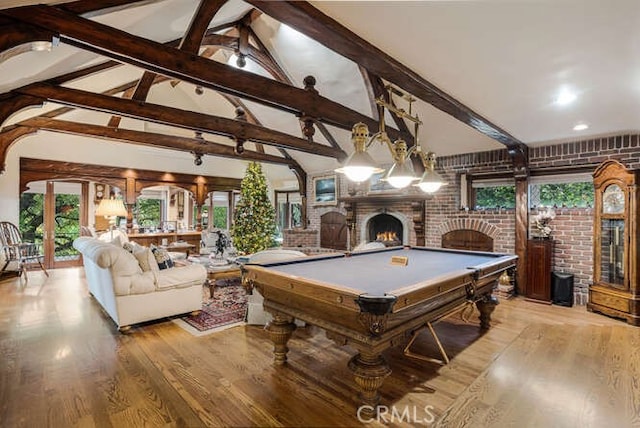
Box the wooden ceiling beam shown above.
[0,4,400,140]
[20,157,242,194]
[61,0,154,16]
[14,83,346,160]
[18,117,296,167]
[245,1,528,162]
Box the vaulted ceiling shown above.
[1,0,638,187]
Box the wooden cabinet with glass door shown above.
[588,160,640,325]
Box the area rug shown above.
[172,279,248,336]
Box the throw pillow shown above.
[151,245,174,270]
[133,248,156,272]
[122,242,138,254]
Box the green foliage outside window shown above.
[474,181,594,209]
[475,186,515,209]
[19,193,44,244]
[135,198,161,227]
[232,162,276,254]
[213,206,228,229]
[19,192,79,257]
[534,182,594,207]
[291,203,302,227]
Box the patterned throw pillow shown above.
[151,245,174,270]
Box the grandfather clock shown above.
[588,160,640,325]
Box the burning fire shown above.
[376,231,398,242]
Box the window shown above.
[213,206,228,229]
[529,173,593,208]
[275,190,303,243]
[472,178,515,209]
[19,192,44,247]
[135,198,162,228]
[198,191,231,230]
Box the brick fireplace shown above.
[362,211,407,246]
[341,194,426,248]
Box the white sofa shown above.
[245,249,307,325]
[73,237,207,331]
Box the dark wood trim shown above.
[339,195,429,204]
[61,0,152,16]
[14,84,346,159]
[1,5,402,140]
[19,158,241,212]
[113,0,226,123]
[0,125,37,173]
[178,0,227,53]
[17,118,297,167]
[514,177,529,295]
[245,1,528,162]
[0,94,44,131]
[80,181,89,228]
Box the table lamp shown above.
[95,197,128,240]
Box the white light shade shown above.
[415,169,445,193]
[417,181,443,193]
[387,175,416,189]
[383,160,418,189]
[343,166,378,183]
[95,198,127,217]
[335,151,383,183]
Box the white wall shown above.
[0,131,296,224]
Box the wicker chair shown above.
[0,221,48,282]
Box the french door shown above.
[20,181,88,269]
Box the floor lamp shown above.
[95,197,128,240]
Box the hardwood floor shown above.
[0,268,633,427]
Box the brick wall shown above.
[282,228,318,247]
[304,133,640,305]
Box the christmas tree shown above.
[231,162,276,254]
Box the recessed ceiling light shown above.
[573,123,589,131]
[555,88,577,106]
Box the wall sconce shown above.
[335,85,446,192]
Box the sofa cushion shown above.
[156,264,207,290]
[114,270,156,296]
[75,237,142,276]
[123,241,142,254]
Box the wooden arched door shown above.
[441,229,493,252]
[320,212,348,251]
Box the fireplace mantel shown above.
[339,195,429,204]
[339,195,426,246]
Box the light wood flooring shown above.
[0,268,635,427]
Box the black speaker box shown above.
[552,272,574,307]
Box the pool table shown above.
[242,246,517,413]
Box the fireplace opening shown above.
[368,214,403,247]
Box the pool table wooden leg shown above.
[265,313,296,365]
[476,294,499,330]
[348,351,392,415]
